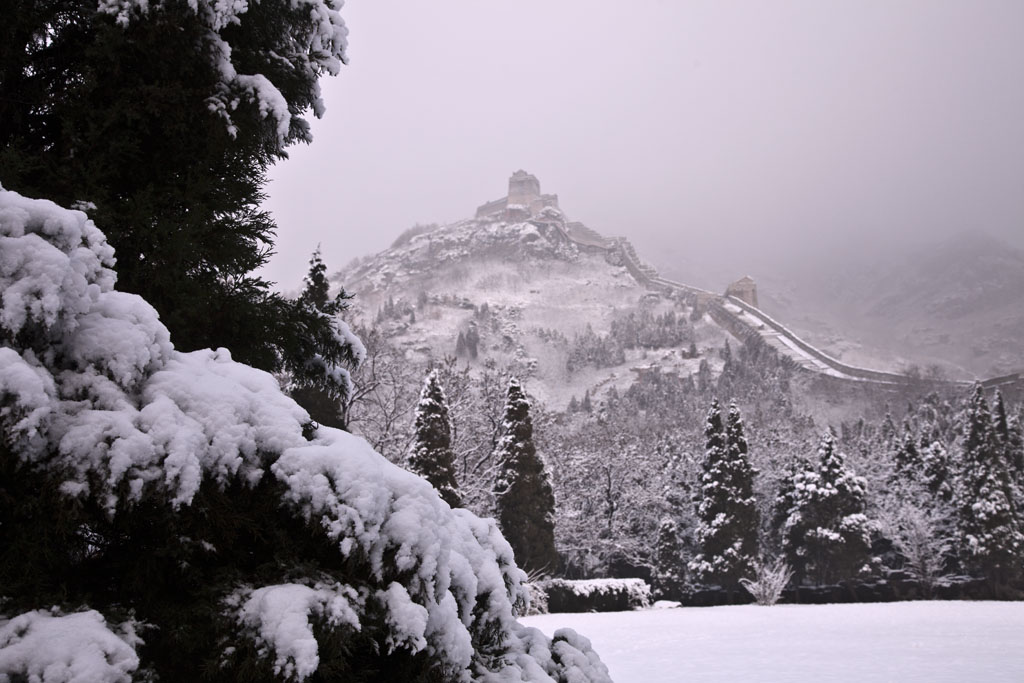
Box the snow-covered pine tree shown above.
[920,423,954,502]
[781,433,872,586]
[493,377,559,574]
[955,385,1023,591]
[407,370,462,508]
[0,188,614,681]
[688,400,759,593]
[992,391,1024,486]
[288,247,362,430]
[879,410,898,449]
[653,517,686,599]
[892,423,923,484]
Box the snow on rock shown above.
[0,609,141,683]
[0,184,611,680]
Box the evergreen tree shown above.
[455,331,468,357]
[567,395,580,413]
[992,391,1024,486]
[287,247,361,429]
[696,358,712,393]
[1,1,351,376]
[652,517,686,599]
[955,385,1023,590]
[689,400,759,592]
[920,423,954,502]
[407,370,461,508]
[465,323,480,359]
[780,433,872,585]
[581,390,593,414]
[0,186,615,681]
[493,377,559,574]
[893,424,922,483]
[880,410,897,445]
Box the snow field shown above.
[523,601,1024,683]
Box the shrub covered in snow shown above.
[0,186,611,681]
[542,579,651,613]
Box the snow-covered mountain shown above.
[338,213,734,410]
[335,174,1020,409]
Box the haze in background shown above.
[264,0,1024,293]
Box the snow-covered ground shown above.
[523,601,1024,683]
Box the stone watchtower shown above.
[725,276,758,308]
[507,170,541,208]
[475,171,561,220]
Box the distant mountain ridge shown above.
[337,174,1022,407]
[734,232,1024,379]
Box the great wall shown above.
[481,171,1021,392]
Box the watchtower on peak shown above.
[475,171,560,221]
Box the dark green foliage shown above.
[0,0,348,377]
[919,423,954,502]
[652,517,686,598]
[464,323,480,360]
[689,400,759,590]
[778,433,872,585]
[893,424,923,482]
[493,378,558,574]
[0,441,456,682]
[288,247,360,430]
[955,385,1023,589]
[408,370,462,508]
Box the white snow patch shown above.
[0,610,141,683]
[524,601,1024,683]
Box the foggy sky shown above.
[263,0,1024,293]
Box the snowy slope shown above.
[524,602,1024,683]
[337,218,731,409]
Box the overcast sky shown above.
[263,0,1024,292]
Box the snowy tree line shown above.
[340,301,1024,601]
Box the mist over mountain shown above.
[649,231,1024,379]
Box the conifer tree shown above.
[893,424,923,483]
[493,377,559,574]
[880,410,898,448]
[1,1,352,374]
[288,247,361,429]
[992,391,1024,485]
[955,385,1023,590]
[407,370,462,508]
[920,424,954,502]
[653,517,686,599]
[689,400,759,592]
[581,390,593,413]
[455,331,468,357]
[696,358,712,393]
[465,323,480,359]
[780,433,871,585]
